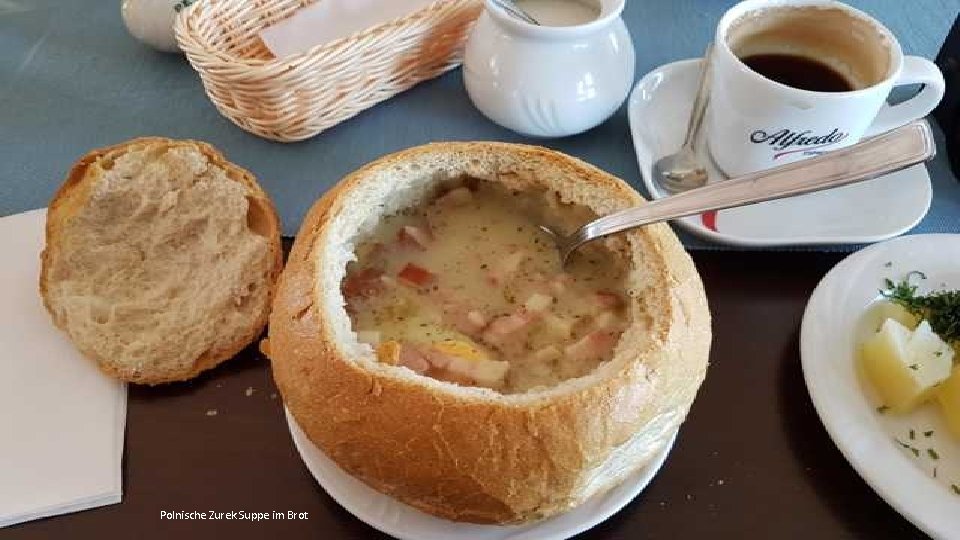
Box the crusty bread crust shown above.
[40,137,283,384]
[268,142,711,523]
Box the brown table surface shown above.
[7,249,927,540]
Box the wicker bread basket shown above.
[175,0,482,142]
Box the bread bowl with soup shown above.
[267,142,711,524]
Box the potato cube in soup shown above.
[861,319,953,413]
[937,366,960,439]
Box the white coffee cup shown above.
[707,0,945,177]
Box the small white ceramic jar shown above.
[121,0,193,52]
[463,0,635,138]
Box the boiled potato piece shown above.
[861,319,914,411]
[861,319,954,413]
[866,301,920,331]
[937,366,960,439]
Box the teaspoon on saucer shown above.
[541,120,936,266]
[652,44,713,194]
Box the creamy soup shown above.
[343,181,630,393]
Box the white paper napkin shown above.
[0,209,127,528]
[259,0,436,58]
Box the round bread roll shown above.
[40,137,282,384]
[268,142,711,524]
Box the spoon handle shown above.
[489,0,540,25]
[576,120,935,245]
[682,45,714,151]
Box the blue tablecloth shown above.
[1,0,957,248]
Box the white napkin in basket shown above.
[260,0,437,58]
[0,209,127,528]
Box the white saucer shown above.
[800,234,960,539]
[627,59,933,247]
[284,407,677,540]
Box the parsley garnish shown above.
[894,438,921,457]
[882,276,960,343]
[927,448,939,460]
[910,429,916,440]
[953,484,960,496]
[876,405,890,414]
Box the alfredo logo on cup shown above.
[706,0,944,177]
[750,127,850,159]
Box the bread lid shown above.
[268,142,711,523]
[40,137,283,384]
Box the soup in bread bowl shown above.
[345,179,632,393]
[267,142,711,524]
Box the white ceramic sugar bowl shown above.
[463,0,635,138]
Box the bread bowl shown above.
[267,142,711,524]
[40,137,283,384]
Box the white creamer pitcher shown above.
[463,0,635,138]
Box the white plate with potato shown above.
[802,234,960,539]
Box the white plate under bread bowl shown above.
[267,142,712,526]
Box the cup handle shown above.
[865,56,945,136]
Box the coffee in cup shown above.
[707,0,945,177]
